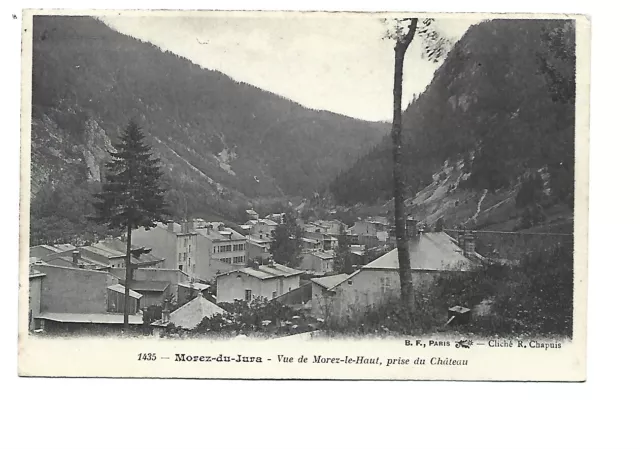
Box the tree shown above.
[271,213,302,267]
[334,224,354,274]
[92,120,168,329]
[385,18,449,312]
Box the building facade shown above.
[216,263,303,303]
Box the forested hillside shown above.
[329,19,576,231]
[30,15,386,244]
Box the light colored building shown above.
[315,232,482,325]
[31,264,144,331]
[151,291,226,335]
[309,273,350,321]
[300,250,335,275]
[246,209,259,220]
[246,236,272,263]
[244,219,278,241]
[216,262,303,303]
[132,221,246,282]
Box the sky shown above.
[100,13,480,122]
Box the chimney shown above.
[463,232,476,257]
[406,217,418,239]
[161,298,170,324]
[72,250,80,266]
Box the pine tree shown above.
[271,213,302,267]
[334,224,353,274]
[93,120,167,329]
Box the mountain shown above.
[29,15,387,244]
[329,19,576,234]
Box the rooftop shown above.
[311,273,351,290]
[107,284,143,299]
[223,262,304,280]
[153,293,225,329]
[177,281,210,291]
[196,226,245,242]
[363,232,479,272]
[129,280,170,292]
[309,250,335,260]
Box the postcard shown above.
[18,9,589,380]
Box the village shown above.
[28,209,483,338]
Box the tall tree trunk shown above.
[123,222,132,329]
[392,19,417,312]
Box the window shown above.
[272,291,276,298]
[179,264,183,270]
[188,258,191,266]
[245,289,252,301]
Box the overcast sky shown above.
[100,14,480,122]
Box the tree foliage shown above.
[334,224,354,274]
[352,239,573,337]
[191,297,319,337]
[92,120,168,231]
[270,213,302,267]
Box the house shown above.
[244,218,278,241]
[195,222,247,268]
[107,284,143,314]
[132,221,247,282]
[216,262,303,303]
[352,217,390,246]
[31,264,144,332]
[109,267,191,305]
[265,213,285,224]
[177,281,211,307]
[246,209,259,220]
[246,236,272,264]
[151,291,226,335]
[300,250,335,275]
[29,244,64,260]
[301,237,322,252]
[36,249,110,271]
[128,280,170,308]
[310,219,344,236]
[308,273,350,321]
[314,232,482,325]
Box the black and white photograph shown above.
[19,10,588,380]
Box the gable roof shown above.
[222,262,303,281]
[311,273,350,290]
[156,293,226,329]
[363,232,478,272]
